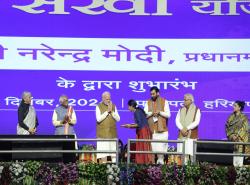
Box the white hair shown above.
[59,95,68,104]
[22,91,31,99]
[102,91,111,98]
[184,93,194,102]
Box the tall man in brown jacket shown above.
[144,87,171,164]
[96,91,120,163]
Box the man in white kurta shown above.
[176,93,201,163]
[144,86,171,164]
[96,91,120,163]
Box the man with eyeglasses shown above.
[17,91,38,135]
[52,95,77,135]
[96,91,120,163]
[175,93,201,163]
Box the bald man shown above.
[176,93,201,163]
[52,95,77,135]
[17,91,38,135]
[96,91,120,163]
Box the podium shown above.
[0,135,76,162]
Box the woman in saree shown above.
[226,100,249,166]
[122,99,153,164]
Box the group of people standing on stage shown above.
[17,87,249,166]
[97,87,201,165]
